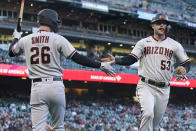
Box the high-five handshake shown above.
[100,53,115,76]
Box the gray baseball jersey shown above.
[12,31,76,78]
[132,36,189,131]
[131,36,189,82]
[11,30,76,131]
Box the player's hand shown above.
[45,123,52,131]
[13,29,23,39]
[101,53,115,64]
[174,66,187,81]
[100,61,115,76]
[175,66,187,76]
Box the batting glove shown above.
[175,66,187,76]
[13,29,23,39]
[174,66,187,81]
[100,61,115,76]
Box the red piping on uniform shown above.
[69,50,77,58]
[130,53,139,60]
[180,59,190,65]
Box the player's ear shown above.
[151,23,155,29]
[166,24,171,33]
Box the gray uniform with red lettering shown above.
[131,36,189,131]
[11,30,76,131]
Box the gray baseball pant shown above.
[30,80,65,131]
[136,80,170,131]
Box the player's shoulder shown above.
[50,33,71,45]
[22,32,40,39]
[166,37,181,46]
[50,32,66,40]
[50,32,62,37]
[19,33,34,41]
[136,36,151,44]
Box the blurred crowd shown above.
[0,101,31,131]
[85,0,196,22]
[0,94,196,131]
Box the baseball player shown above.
[102,13,191,131]
[8,9,115,131]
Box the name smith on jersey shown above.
[144,46,173,59]
[32,36,49,44]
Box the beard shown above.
[155,28,166,37]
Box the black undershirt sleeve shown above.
[181,61,191,73]
[71,52,101,68]
[9,38,19,57]
[115,55,138,66]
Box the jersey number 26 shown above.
[30,46,50,64]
